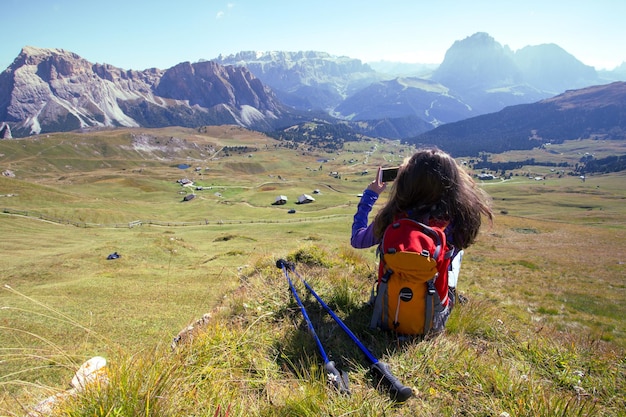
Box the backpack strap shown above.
[444,244,455,261]
[370,267,392,329]
[416,222,442,260]
[424,279,436,334]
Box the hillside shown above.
[0,127,624,416]
[411,82,626,157]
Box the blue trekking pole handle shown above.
[279,259,413,402]
[276,260,350,395]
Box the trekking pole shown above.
[277,259,413,402]
[277,260,350,395]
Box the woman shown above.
[351,147,493,333]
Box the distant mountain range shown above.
[1,32,625,150]
[213,33,623,136]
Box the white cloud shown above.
[216,3,234,19]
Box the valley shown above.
[0,126,624,416]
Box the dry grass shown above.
[0,127,624,416]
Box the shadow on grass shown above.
[274,283,414,399]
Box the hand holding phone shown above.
[367,167,387,194]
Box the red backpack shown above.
[370,218,454,336]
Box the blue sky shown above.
[2,0,625,72]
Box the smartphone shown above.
[381,167,399,182]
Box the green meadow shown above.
[0,127,624,416]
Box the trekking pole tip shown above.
[325,361,350,396]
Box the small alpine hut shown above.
[273,195,288,205]
[297,194,315,204]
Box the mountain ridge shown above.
[410,81,626,156]
[215,33,621,137]
[2,33,626,143]
[0,46,295,137]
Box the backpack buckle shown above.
[427,280,436,295]
[381,268,393,283]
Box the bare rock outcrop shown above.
[0,122,11,138]
[0,47,290,137]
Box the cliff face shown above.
[154,61,277,111]
[0,47,288,137]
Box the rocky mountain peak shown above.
[219,50,341,65]
[0,47,289,137]
[10,46,88,78]
[514,44,598,93]
[16,46,79,63]
[214,50,379,112]
[154,60,277,111]
[432,32,521,91]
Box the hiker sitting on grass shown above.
[351,147,493,335]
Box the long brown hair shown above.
[373,148,492,249]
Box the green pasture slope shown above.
[0,127,624,416]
